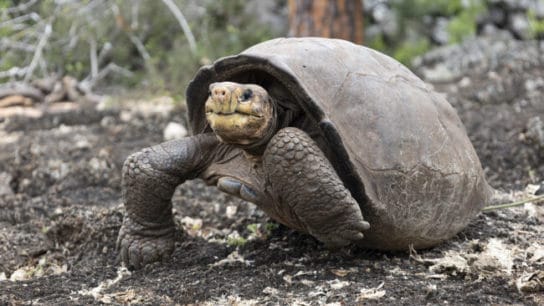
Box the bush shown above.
[0,0,278,94]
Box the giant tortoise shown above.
[117,37,492,268]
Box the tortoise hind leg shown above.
[263,127,369,248]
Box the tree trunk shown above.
[288,0,364,44]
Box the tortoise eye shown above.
[240,89,253,102]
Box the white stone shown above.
[163,122,188,141]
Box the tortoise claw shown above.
[217,177,261,203]
[311,219,370,249]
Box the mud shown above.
[1,37,544,305]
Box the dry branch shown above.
[160,0,197,55]
[89,38,98,79]
[0,82,44,101]
[0,95,33,108]
[24,22,52,82]
[5,0,39,14]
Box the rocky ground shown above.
[1,36,544,305]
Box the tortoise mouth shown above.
[205,109,263,118]
[205,111,271,146]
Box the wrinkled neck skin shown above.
[235,97,278,157]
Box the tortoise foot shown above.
[308,210,370,249]
[117,216,175,269]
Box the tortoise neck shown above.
[239,97,278,156]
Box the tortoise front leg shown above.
[117,133,222,269]
[263,127,370,248]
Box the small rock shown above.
[357,282,386,301]
[535,0,544,18]
[487,6,507,25]
[499,0,532,11]
[119,110,132,122]
[329,279,350,290]
[516,271,544,293]
[536,182,544,195]
[480,23,509,38]
[525,116,544,147]
[0,172,14,196]
[428,253,469,276]
[100,116,116,127]
[524,78,544,94]
[372,3,390,22]
[163,122,187,141]
[508,13,531,40]
[420,64,457,83]
[225,205,237,219]
[137,96,175,117]
[474,238,515,275]
[458,77,471,87]
[262,286,279,295]
[432,17,450,45]
[10,267,31,281]
[528,244,544,263]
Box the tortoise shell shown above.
[186,37,491,250]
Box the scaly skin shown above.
[117,133,224,269]
[262,127,369,248]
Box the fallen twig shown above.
[482,195,544,211]
[0,95,33,108]
[0,82,44,101]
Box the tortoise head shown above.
[205,82,276,147]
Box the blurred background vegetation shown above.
[1,0,543,96]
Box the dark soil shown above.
[1,37,543,305]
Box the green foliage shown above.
[246,222,278,240]
[246,223,259,235]
[369,0,488,66]
[393,37,431,66]
[0,0,10,10]
[393,0,463,18]
[447,1,486,43]
[367,33,387,53]
[227,236,247,247]
[528,9,544,38]
[264,222,279,234]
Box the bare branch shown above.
[160,0,197,55]
[5,0,39,14]
[131,0,140,30]
[97,42,112,66]
[0,38,35,52]
[0,12,41,27]
[24,22,52,82]
[0,67,27,79]
[0,82,44,101]
[128,34,151,62]
[89,38,98,79]
[82,62,134,89]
